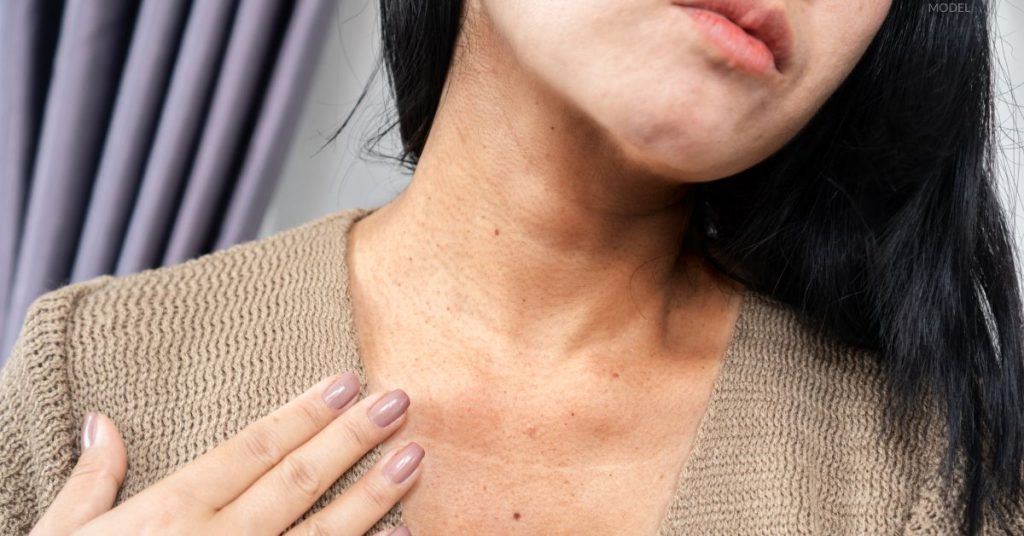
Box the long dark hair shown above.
[330,0,1023,532]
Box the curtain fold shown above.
[162,0,288,265]
[3,0,135,356]
[71,0,191,282]
[217,0,338,249]
[0,0,61,360]
[1,0,337,363]
[115,0,238,276]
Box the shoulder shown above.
[5,208,368,374]
[732,289,898,411]
[9,208,369,322]
[738,290,1022,532]
[69,208,370,314]
[56,208,368,345]
[7,205,373,404]
[736,290,943,450]
[698,288,955,530]
[4,205,371,376]
[38,206,372,380]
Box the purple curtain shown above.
[0,0,63,368]
[0,0,336,364]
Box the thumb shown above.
[31,412,127,536]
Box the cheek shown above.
[481,0,655,81]
[785,0,893,120]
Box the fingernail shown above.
[367,389,410,427]
[322,373,360,410]
[384,442,424,484]
[81,412,98,449]
[390,526,412,536]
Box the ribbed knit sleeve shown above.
[0,277,111,534]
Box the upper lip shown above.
[674,0,794,72]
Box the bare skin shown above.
[345,9,744,536]
[346,0,889,532]
[349,207,742,533]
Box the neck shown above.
[351,8,736,361]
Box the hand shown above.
[30,373,421,536]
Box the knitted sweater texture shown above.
[0,208,1020,534]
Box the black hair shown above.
[329,0,1023,532]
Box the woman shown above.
[2,0,1022,533]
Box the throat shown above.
[351,203,738,371]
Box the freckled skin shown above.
[350,219,753,532]
[346,0,893,530]
[353,300,739,533]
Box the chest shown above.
[360,335,720,535]
[392,427,692,535]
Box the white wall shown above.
[258,0,406,238]
[262,0,1024,271]
[995,0,1024,267]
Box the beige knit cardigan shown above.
[0,208,1019,535]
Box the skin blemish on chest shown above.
[513,512,522,520]
[494,228,500,236]
[612,372,620,379]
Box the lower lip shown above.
[678,6,778,76]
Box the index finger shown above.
[163,372,362,509]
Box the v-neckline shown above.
[335,206,753,535]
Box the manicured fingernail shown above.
[390,526,412,536]
[367,389,410,427]
[384,442,424,484]
[82,412,98,449]
[322,373,360,410]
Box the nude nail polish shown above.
[367,389,410,427]
[322,373,360,410]
[81,412,98,449]
[384,442,425,484]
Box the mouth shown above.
[672,0,794,76]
